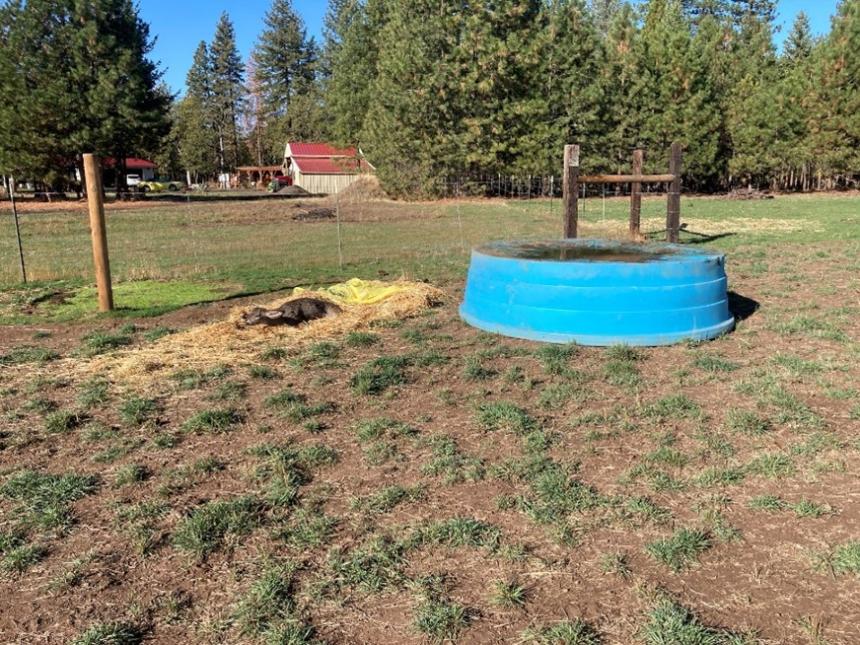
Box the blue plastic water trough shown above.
[460,239,734,346]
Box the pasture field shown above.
[0,193,859,644]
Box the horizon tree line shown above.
[0,0,857,197]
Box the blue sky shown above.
[139,0,842,95]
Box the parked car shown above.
[267,174,292,192]
[139,179,184,193]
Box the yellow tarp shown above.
[294,278,409,305]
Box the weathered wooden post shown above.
[83,153,114,311]
[630,149,643,241]
[563,144,580,238]
[7,176,27,283]
[666,142,682,243]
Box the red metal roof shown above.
[292,156,372,175]
[103,157,157,170]
[288,142,358,158]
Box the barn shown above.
[283,142,374,195]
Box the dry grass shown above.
[75,281,444,383]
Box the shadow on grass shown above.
[728,291,759,322]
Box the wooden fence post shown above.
[83,154,114,312]
[666,142,682,243]
[630,149,643,240]
[563,144,580,238]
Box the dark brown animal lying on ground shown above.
[241,297,342,327]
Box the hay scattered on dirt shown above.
[79,281,444,383]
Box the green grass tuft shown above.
[477,402,536,435]
[830,542,860,575]
[351,485,424,514]
[71,622,144,645]
[80,329,134,356]
[643,394,701,421]
[641,597,753,644]
[421,435,485,483]
[521,619,602,644]
[350,355,411,395]
[345,331,381,347]
[172,496,262,559]
[45,409,84,434]
[1,469,98,532]
[536,343,578,375]
[693,354,739,373]
[0,345,59,365]
[182,408,243,433]
[646,528,712,572]
[491,578,527,608]
[725,409,771,436]
[414,596,470,642]
[119,396,158,426]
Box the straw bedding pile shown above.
[80,281,445,383]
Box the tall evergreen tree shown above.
[253,0,317,118]
[626,0,723,187]
[771,12,816,190]
[326,0,388,145]
[589,0,624,35]
[808,0,860,185]
[210,12,245,171]
[725,11,780,186]
[533,0,605,174]
[0,0,170,187]
[456,1,547,177]
[783,11,814,65]
[361,0,461,195]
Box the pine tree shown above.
[187,42,214,103]
[361,0,460,195]
[783,11,814,65]
[532,0,605,174]
[253,0,318,118]
[326,0,389,145]
[598,3,641,172]
[590,0,624,35]
[626,0,723,187]
[0,0,169,187]
[808,0,860,185]
[774,12,816,190]
[725,12,780,187]
[455,1,547,177]
[210,12,245,171]
[176,95,219,182]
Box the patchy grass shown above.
[641,597,753,644]
[646,528,712,572]
[350,355,411,395]
[172,496,263,559]
[3,196,860,642]
[522,619,602,644]
[182,408,243,434]
[0,345,59,365]
[414,595,471,642]
[830,542,860,576]
[1,470,98,532]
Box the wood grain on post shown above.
[579,173,675,184]
[666,142,682,243]
[83,154,114,311]
[630,149,643,240]
[563,144,579,238]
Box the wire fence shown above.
[0,175,674,290]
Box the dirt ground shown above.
[1,240,860,644]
